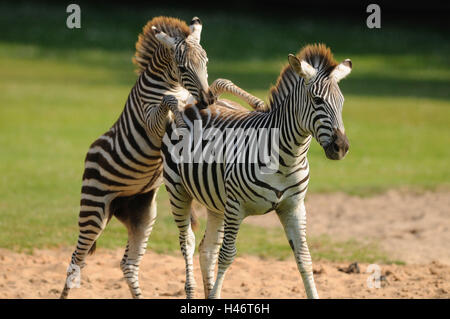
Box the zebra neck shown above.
[136,58,182,105]
[270,82,312,167]
[136,70,181,104]
[107,87,163,161]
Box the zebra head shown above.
[152,17,213,106]
[288,47,352,160]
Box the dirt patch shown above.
[0,248,448,299]
[0,190,448,299]
[239,189,450,264]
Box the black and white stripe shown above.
[161,44,352,299]
[60,16,212,299]
[61,16,267,299]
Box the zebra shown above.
[209,78,267,111]
[60,16,266,299]
[161,43,352,299]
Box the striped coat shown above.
[161,44,352,299]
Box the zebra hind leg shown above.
[199,210,224,298]
[177,206,197,299]
[60,198,111,299]
[113,190,158,299]
[166,185,197,298]
[208,199,245,299]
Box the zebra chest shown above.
[228,169,310,216]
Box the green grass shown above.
[0,2,448,263]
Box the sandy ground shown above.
[0,248,448,299]
[0,190,449,299]
[242,189,450,265]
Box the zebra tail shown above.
[88,241,97,255]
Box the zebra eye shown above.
[313,97,324,105]
[178,66,187,73]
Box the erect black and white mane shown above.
[133,16,191,75]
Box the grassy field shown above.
[0,2,448,262]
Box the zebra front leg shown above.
[210,78,266,111]
[118,189,158,298]
[144,95,186,141]
[276,200,319,299]
[208,200,244,299]
[161,95,187,129]
[199,210,224,298]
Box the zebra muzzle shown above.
[324,129,349,160]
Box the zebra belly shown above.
[231,166,310,216]
[178,162,227,215]
[83,140,164,199]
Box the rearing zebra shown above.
[59,16,213,299]
[161,44,352,298]
[60,16,266,299]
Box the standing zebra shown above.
[60,16,266,299]
[161,44,352,298]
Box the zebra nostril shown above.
[332,142,339,153]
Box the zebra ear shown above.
[152,26,177,49]
[331,59,352,82]
[189,16,202,43]
[288,54,317,82]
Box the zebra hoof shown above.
[162,95,178,107]
[207,292,220,299]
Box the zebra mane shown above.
[268,43,338,110]
[133,16,191,75]
[297,43,338,74]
